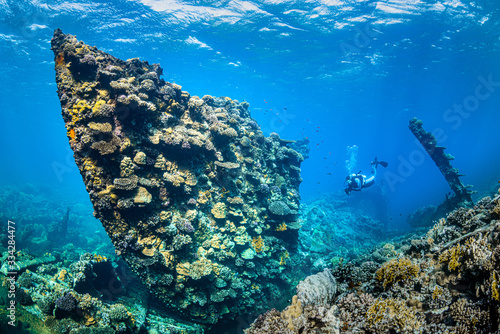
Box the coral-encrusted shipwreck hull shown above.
[51,29,303,324]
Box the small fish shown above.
[284,107,287,110]
[316,182,321,184]
[323,157,327,159]
[327,173,332,175]
[316,130,319,132]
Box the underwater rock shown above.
[51,29,303,325]
[296,268,337,306]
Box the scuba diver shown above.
[344,157,388,195]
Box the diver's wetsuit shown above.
[345,165,376,194]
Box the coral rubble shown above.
[51,29,304,324]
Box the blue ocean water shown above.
[1,0,499,231]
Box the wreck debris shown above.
[51,29,303,325]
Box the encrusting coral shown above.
[51,29,305,325]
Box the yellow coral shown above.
[159,211,170,221]
[134,151,147,165]
[92,99,106,115]
[492,271,500,301]
[280,251,289,266]
[211,202,227,219]
[281,295,303,331]
[251,236,264,253]
[376,258,419,289]
[197,190,211,204]
[176,262,190,283]
[276,223,287,231]
[210,234,222,249]
[72,100,91,113]
[137,235,160,256]
[366,298,420,330]
[432,286,443,300]
[181,169,197,186]
[234,233,250,246]
[439,244,464,271]
[57,269,68,281]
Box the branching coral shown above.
[439,243,465,271]
[251,236,264,253]
[366,298,421,332]
[375,258,419,289]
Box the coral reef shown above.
[51,29,304,325]
[375,257,419,289]
[249,192,500,334]
[0,246,203,333]
[245,271,340,334]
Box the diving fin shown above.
[372,157,388,168]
